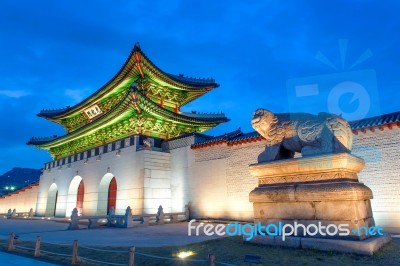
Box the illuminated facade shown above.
[0,45,398,234]
[26,44,229,217]
[29,44,228,159]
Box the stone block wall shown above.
[224,142,265,220]
[142,150,172,214]
[0,184,39,214]
[1,126,398,232]
[352,127,400,232]
[169,146,192,213]
[36,139,146,217]
[188,128,400,232]
[189,141,266,220]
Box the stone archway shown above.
[97,173,117,215]
[45,183,58,217]
[66,175,84,216]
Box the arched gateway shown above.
[66,175,84,216]
[97,173,117,215]
[45,183,58,217]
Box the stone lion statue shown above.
[251,108,353,163]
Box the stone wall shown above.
[36,142,145,217]
[143,150,172,214]
[35,136,174,218]
[1,127,398,233]
[352,127,400,232]
[0,184,38,214]
[188,128,400,232]
[188,141,266,221]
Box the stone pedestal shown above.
[248,153,391,254]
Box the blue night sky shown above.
[0,0,399,174]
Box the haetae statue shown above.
[251,108,353,162]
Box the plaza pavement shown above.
[0,252,58,265]
[0,218,225,247]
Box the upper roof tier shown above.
[37,43,219,128]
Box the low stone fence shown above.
[68,205,189,230]
[2,208,35,219]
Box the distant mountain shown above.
[0,167,41,193]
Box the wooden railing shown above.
[4,232,226,266]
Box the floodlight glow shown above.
[177,251,195,259]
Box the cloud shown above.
[0,90,30,98]
[0,0,399,174]
[64,89,92,103]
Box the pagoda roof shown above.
[28,85,229,153]
[349,111,400,130]
[192,111,400,149]
[38,43,219,121]
[0,181,39,198]
[138,44,218,89]
[191,129,243,149]
[168,74,217,86]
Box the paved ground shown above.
[0,251,58,265]
[0,218,225,247]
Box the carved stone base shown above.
[249,153,380,241]
[249,153,365,185]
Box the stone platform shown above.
[248,152,394,254]
[249,153,376,240]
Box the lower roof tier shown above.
[28,86,229,159]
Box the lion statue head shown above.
[251,109,277,140]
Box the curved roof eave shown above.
[29,86,229,148]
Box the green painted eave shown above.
[32,87,228,152]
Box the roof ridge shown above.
[135,45,219,88]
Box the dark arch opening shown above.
[53,191,58,216]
